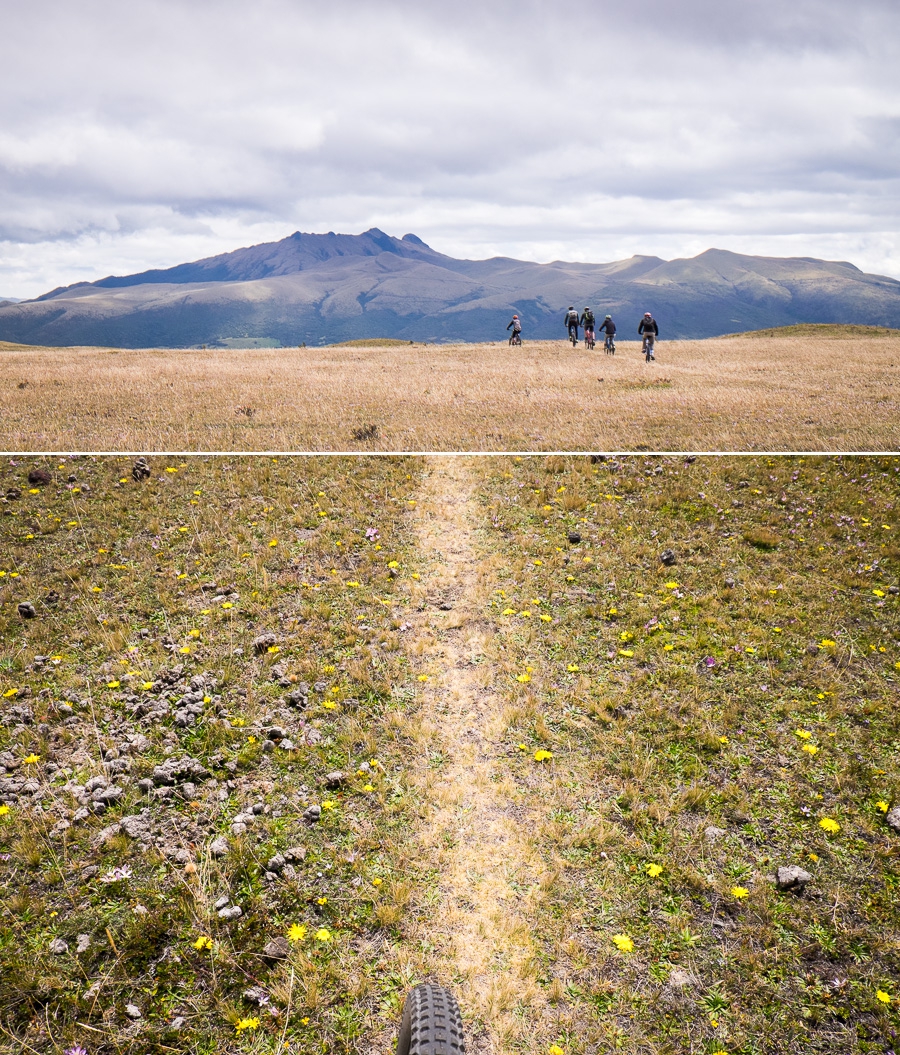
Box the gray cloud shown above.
[1,0,898,297]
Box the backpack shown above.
[584,310,595,326]
[566,310,578,324]
[513,319,521,332]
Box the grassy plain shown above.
[1,327,899,452]
[1,453,898,1055]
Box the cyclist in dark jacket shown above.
[599,315,616,353]
[638,312,659,359]
[564,306,579,342]
[506,314,522,342]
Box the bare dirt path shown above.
[406,456,550,1054]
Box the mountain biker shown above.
[564,306,579,343]
[598,314,616,352]
[638,311,659,360]
[580,306,595,346]
[506,314,522,343]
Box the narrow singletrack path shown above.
[407,456,550,1054]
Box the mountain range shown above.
[1,229,899,347]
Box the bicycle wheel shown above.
[396,983,466,1055]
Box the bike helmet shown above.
[644,311,652,317]
[585,306,590,310]
[512,314,518,319]
[605,315,611,320]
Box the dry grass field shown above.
[1,327,898,452]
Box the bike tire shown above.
[396,983,466,1055]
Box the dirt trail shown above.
[407,456,549,1053]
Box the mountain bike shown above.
[508,331,522,346]
[604,334,616,355]
[584,328,595,350]
[396,983,465,1054]
[642,334,655,362]
[568,328,578,347]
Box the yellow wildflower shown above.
[23,754,40,764]
[314,927,332,942]
[612,934,634,952]
[193,936,213,951]
[730,886,749,899]
[287,923,306,942]
[646,863,663,878]
[234,1017,259,1033]
[820,817,841,834]
[533,749,553,762]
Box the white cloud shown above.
[1,0,899,297]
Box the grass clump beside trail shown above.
[0,455,428,1054]
[469,455,899,1054]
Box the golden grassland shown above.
[1,328,899,451]
[0,453,898,1055]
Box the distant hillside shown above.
[1,229,899,347]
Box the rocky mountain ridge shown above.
[2,229,899,346]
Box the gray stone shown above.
[209,836,230,857]
[125,1003,142,1019]
[323,770,347,788]
[776,865,813,892]
[76,934,92,954]
[886,807,900,833]
[265,726,286,741]
[284,845,306,862]
[303,804,322,825]
[703,826,727,843]
[120,814,151,839]
[171,1017,185,1031]
[266,853,286,873]
[48,938,69,955]
[280,738,295,751]
[660,548,677,566]
[253,633,278,654]
[17,602,37,620]
[218,905,242,921]
[262,936,290,960]
[214,895,231,910]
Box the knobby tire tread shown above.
[396,983,466,1055]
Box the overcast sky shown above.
[1,0,899,298]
